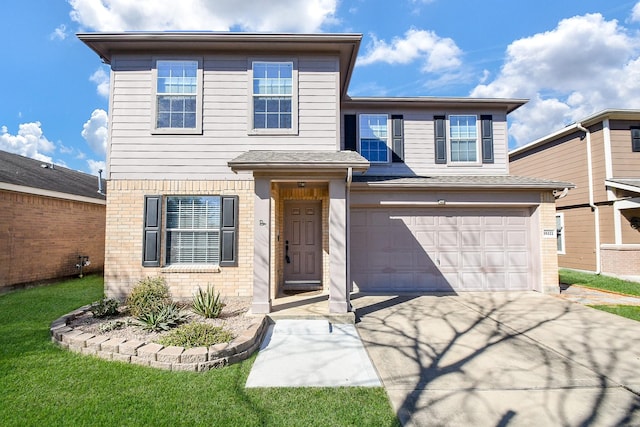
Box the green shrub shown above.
[192,285,225,318]
[89,297,120,318]
[126,277,171,317]
[134,303,188,332]
[158,322,234,348]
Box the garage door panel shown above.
[351,207,531,293]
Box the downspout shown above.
[576,123,601,274]
[346,167,352,298]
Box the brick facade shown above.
[539,191,561,294]
[601,244,640,277]
[0,189,105,289]
[104,180,254,300]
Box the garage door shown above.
[350,208,531,292]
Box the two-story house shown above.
[79,32,571,314]
[510,110,640,279]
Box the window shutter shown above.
[220,196,238,267]
[481,115,494,163]
[391,114,404,162]
[344,114,357,151]
[632,127,640,152]
[142,195,161,267]
[434,115,447,164]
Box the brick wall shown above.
[104,180,254,301]
[539,191,560,294]
[0,189,105,289]
[601,244,640,277]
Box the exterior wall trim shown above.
[0,182,106,205]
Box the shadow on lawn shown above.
[353,292,640,426]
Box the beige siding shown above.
[108,54,340,180]
[510,132,588,208]
[558,207,596,271]
[341,109,510,176]
[589,125,609,203]
[622,208,640,244]
[610,120,640,177]
[599,205,615,244]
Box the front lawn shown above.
[559,269,640,297]
[0,276,398,427]
[589,305,640,322]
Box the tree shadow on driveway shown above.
[352,292,640,426]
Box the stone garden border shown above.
[50,304,268,372]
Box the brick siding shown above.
[539,191,561,294]
[104,180,254,300]
[0,189,105,289]
[601,244,640,276]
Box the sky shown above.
[2,0,640,175]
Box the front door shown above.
[283,201,322,290]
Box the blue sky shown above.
[2,0,640,175]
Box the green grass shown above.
[0,275,398,427]
[559,269,640,297]
[590,305,640,322]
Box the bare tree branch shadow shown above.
[353,292,640,426]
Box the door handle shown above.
[285,240,291,264]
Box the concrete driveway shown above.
[352,292,640,427]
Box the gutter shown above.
[576,123,601,274]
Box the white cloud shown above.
[50,24,68,40]
[68,0,337,32]
[90,67,110,98]
[471,13,640,147]
[357,28,462,73]
[87,159,106,176]
[631,2,640,22]
[81,109,108,156]
[0,122,55,163]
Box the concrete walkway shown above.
[245,319,380,388]
[559,283,640,306]
[353,292,640,427]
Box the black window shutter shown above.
[391,114,404,162]
[481,115,494,163]
[632,127,640,152]
[220,196,239,267]
[142,195,161,267]
[344,114,357,151]
[434,115,447,164]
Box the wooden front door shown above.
[283,201,322,290]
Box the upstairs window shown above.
[359,114,389,163]
[153,59,202,134]
[449,115,478,162]
[251,61,297,132]
[434,115,493,165]
[632,126,640,152]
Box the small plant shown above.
[192,285,225,318]
[158,322,234,348]
[134,302,188,332]
[99,319,130,333]
[89,297,120,318]
[126,277,171,317]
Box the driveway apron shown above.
[353,292,640,427]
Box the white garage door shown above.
[350,208,531,292]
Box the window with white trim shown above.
[166,196,221,264]
[556,213,565,254]
[251,61,295,131]
[359,114,389,163]
[449,115,479,162]
[153,59,202,134]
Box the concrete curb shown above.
[50,307,268,372]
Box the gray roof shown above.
[353,175,574,190]
[606,178,640,192]
[344,96,527,114]
[0,150,106,200]
[228,150,370,172]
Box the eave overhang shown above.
[351,175,575,191]
[228,150,370,174]
[77,32,362,98]
[343,96,528,114]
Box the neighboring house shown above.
[510,110,640,279]
[79,32,571,314]
[0,150,106,290]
